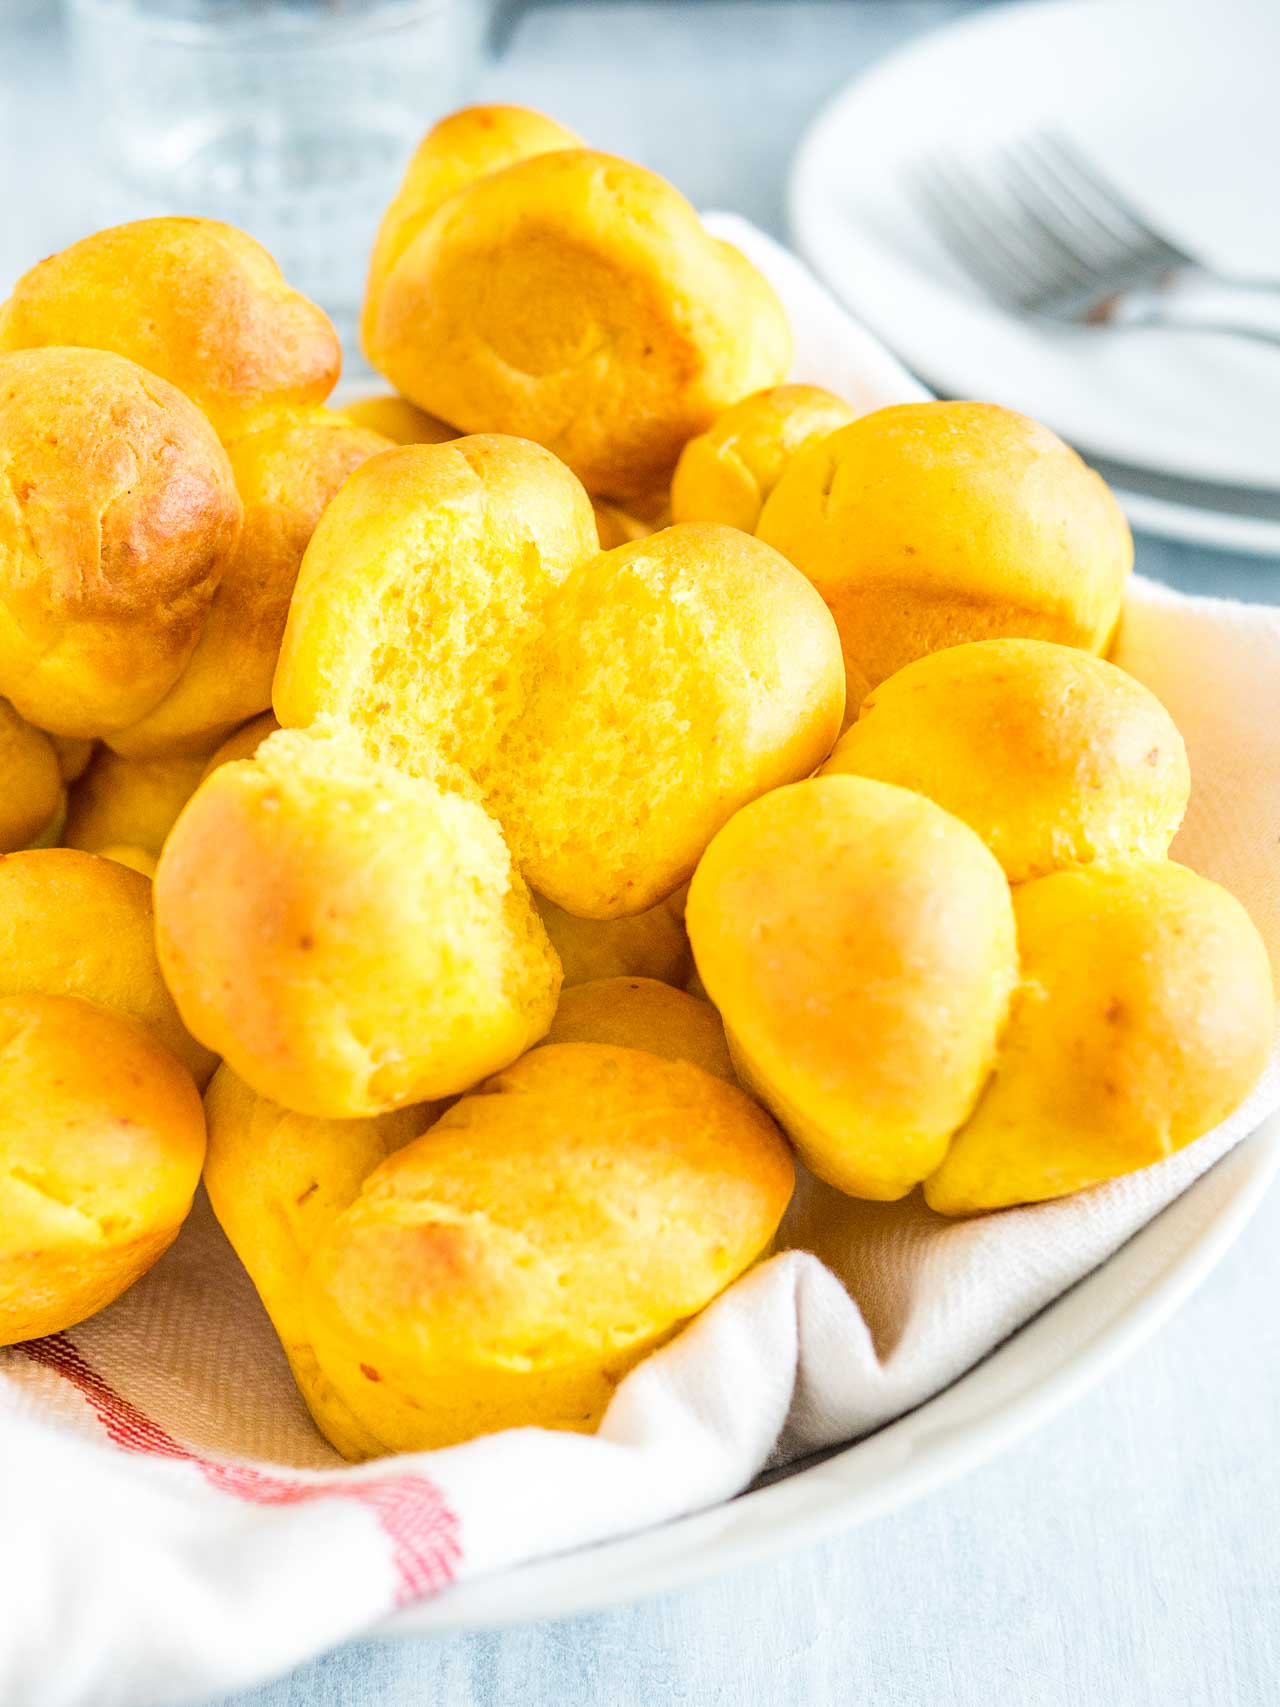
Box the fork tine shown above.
[1002,136,1133,273]
[910,131,1191,321]
[1034,132,1188,271]
[1014,133,1148,256]
[908,157,1056,309]
[990,149,1107,310]
[1021,132,1186,305]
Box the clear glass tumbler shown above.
[67,0,488,348]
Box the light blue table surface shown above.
[5,4,1279,1703]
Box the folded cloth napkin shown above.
[2,220,1278,1707]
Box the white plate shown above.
[788,0,1280,496]
[384,1110,1280,1634]
[1098,460,1280,559]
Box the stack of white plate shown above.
[789,0,1280,556]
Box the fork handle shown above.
[1110,279,1280,348]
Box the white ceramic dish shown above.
[1095,460,1280,560]
[383,1110,1280,1634]
[788,0,1280,502]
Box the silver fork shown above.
[910,131,1280,347]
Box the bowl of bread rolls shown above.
[0,105,1274,1579]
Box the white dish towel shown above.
[2,220,1278,1707]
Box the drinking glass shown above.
[67,0,489,347]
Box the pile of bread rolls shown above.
[0,106,1271,1458]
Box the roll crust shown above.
[274,437,846,919]
[688,775,1019,1200]
[751,400,1133,707]
[108,410,391,756]
[155,728,561,1117]
[0,700,62,852]
[824,639,1190,883]
[363,110,791,498]
[205,1044,790,1456]
[688,763,1273,1212]
[0,847,216,1085]
[303,1043,793,1453]
[0,218,341,436]
[0,993,205,1345]
[0,348,242,736]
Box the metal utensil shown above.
[910,131,1280,347]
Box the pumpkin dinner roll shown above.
[541,976,735,1083]
[0,847,215,1084]
[95,845,158,879]
[363,103,582,336]
[338,393,456,446]
[275,437,845,917]
[591,496,668,552]
[0,993,206,1346]
[594,485,672,550]
[925,863,1275,1215]
[63,747,209,862]
[536,887,691,989]
[49,734,93,785]
[755,401,1133,706]
[274,435,598,781]
[200,710,281,777]
[686,775,1019,1201]
[0,347,242,738]
[175,438,839,1117]
[49,735,94,784]
[202,1064,440,1461]
[300,1043,794,1454]
[824,640,1190,884]
[483,523,845,916]
[108,409,391,757]
[155,726,560,1118]
[363,107,791,498]
[0,699,62,852]
[0,217,341,436]
[671,383,856,534]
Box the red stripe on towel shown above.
[19,1333,461,1605]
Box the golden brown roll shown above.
[275,437,846,918]
[363,104,582,347]
[63,748,209,861]
[96,844,158,879]
[155,727,561,1117]
[49,734,94,784]
[338,394,456,446]
[300,1042,793,1453]
[591,497,663,551]
[363,107,791,498]
[167,434,841,1119]
[274,434,597,782]
[689,773,1273,1213]
[671,384,856,533]
[925,863,1275,1213]
[0,218,341,437]
[0,992,205,1345]
[200,710,281,778]
[537,887,691,988]
[0,699,62,852]
[687,774,1019,1199]
[541,976,735,1082]
[107,409,391,757]
[824,639,1190,883]
[0,347,242,737]
[164,409,847,1118]
[0,847,216,1085]
[489,525,843,915]
[755,401,1133,706]
[202,1063,438,1459]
